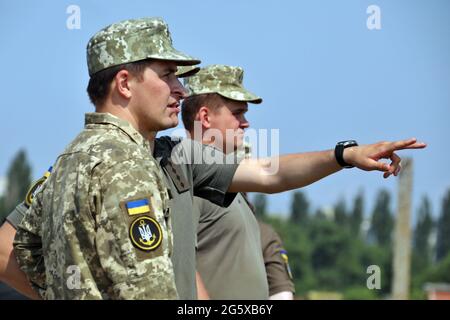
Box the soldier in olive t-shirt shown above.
[182,64,270,299]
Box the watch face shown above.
[341,140,357,147]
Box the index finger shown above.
[390,138,427,151]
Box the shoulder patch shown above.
[129,216,162,252]
[279,249,294,280]
[25,166,53,207]
[125,198,152,216]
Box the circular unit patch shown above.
[129,216,162,251]
[25,177,47,207]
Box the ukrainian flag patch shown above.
[126,198,151,216]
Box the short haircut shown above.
[181,93,225,132]
[86,59,154,107]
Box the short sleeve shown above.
[173,139,239,207]
[14,194,46,292]
[259,221,295,295]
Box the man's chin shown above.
[167,116,179,128]
[156,119,178,131]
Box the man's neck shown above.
[96,103,158,151]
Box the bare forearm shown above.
[267,150,341,192]
[230,150,341,193]
[0,222,41,299]
[196,271,210,300]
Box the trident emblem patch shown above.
[130,216,162,251]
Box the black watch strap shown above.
[335,140,358,168]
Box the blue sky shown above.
[0,0,448,222]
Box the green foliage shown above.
[343,286,379,300]
[0,149,32,222]
[290,191,309,225]
[333,198,348,227]
[253,193,267,218]
[436,189,450,261]
[412,196,434,274]
[350,191,364,236]
[368,189,394,247]
[260,186,446,299]
[423,252,450,283]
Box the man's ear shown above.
[114,69,132,99]
[197,106,212,129]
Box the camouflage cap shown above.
[184,64,262,104]
[176,65,200,78]
[87,17,201,76]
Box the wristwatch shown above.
[334,140,358,168]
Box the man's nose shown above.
[240,116,250,129]
[172,77,187,100]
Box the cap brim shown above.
[176,66,200,78]
[148,47,201,66]
[218,88,263,104]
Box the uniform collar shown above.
[85,112,152,151]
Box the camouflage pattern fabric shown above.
[14,113,177,300]
[184,64,262,103]
[176,66,200,78]
[87,17,200,76]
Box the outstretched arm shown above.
[229,138,426,193]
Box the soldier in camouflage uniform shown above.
[12,17,200,299]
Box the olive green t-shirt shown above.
[154,137,238,299]
[195,193,269,299]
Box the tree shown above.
[436,189,450,262]
[0,150,32,221]
[334,198,347,227]
[413,196,434,267]
[290,191,310,225]
[350,191,364,236]
[253,193,267,218]
[368,189,394,247]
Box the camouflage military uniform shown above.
[14,113,177,299]
[12,17,201,300]
[9,136,240,300]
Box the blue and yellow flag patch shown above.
[280,249,294,280]
[126,199,151,216]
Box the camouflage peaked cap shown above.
[184,64,262,104]
[176,65,200,78]
[87,17,200,76]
